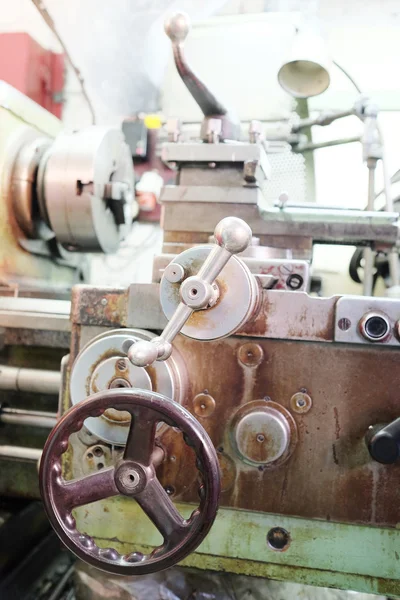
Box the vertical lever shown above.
[164,12,240,142]
[127,217,252,367]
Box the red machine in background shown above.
[0,32,64,118]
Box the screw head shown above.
[286,274,303,290]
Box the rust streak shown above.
[333,407,341,440]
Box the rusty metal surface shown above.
[155,335,400,527]
[68,286,400,529]
[240,290,338,342]
[71,285,128,327]
[4,328,70,348]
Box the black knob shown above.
[366,419,400,464]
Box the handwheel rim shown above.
[39,388,221,575]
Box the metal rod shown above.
[0,407,57,428]
[292,109,355,132]
[293,136,361,152]
[0,445,42,462]
[378,124,400,288]
[0,366,61,395]
[363,162,377,295]
[47,565,74,600]
[258,205,399,246]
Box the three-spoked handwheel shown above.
[39,389,220,575]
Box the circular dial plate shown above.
[160,246,259,340]
[70,329,183,444]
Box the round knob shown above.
[230,400,298,468]
[366,419,400,464]
[164,12,190,44]
[214,217,252,254]
[127,339,172,368]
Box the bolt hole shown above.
[256,434,265,443]
[258,466,264,472]
[267,527,291,551]
[165,485,175,495]
[190,288,198,296]
[170,455,176,462]
[129,474,135,482]
[93,447,103,457]
[97,463,104,470]
[297,399,306,408]
[87,453,93,459]
[217,446,224,453]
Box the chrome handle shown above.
[127,217,252,367]
[164,12,240,141]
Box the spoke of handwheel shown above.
[56,467,118,510]
[135,475,187,543]
[124,408,158,466]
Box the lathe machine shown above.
[2,10,400,600]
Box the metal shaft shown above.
[363,162,376,296]
[0,407,57,428]
[0,366,61,395]
[0,445,42,462]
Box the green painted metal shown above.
[75,499,400,597]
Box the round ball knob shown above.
[366,419,400,464]
[164,12,190,44]
[214,217,252,254]
[127,340,159,368]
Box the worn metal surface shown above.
[62,283,400,593]
[74,500,400,597]
[141,334,400,526]
[162,201,400,247]
[70,286,128,327]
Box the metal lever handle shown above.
[164,12,240,141]
[127,217,252,367]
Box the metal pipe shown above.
[0,366,61,395]
[293,136,361,152]
[0,445,42,462]
[259,205,399,246]
[292,109,355,132]
[363,161,377,295]
[0,407,57,428]
[378,124,400,287]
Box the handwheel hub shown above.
[114,461,147,495]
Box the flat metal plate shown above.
[335,296,400,346]
[162,142,268,164]
[161,185,260,205]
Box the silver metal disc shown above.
[70,329,185,444]
[160,246,259,340]
[43,126,136,253]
